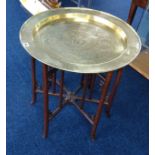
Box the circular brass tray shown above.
[20,8,141,73]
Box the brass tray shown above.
[19,8,141,73]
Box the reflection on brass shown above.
[20,8,141,73]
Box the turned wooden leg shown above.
[80,74,84,86]
[91,72,113,139]
[59,71,64,107]
[89,74,96,99]
[80,74,89,109]
[106,69,123,117]
[52,71,56,93]
[31,57,37,104]
[42,64,49,138]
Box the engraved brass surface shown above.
[20,8,141,73]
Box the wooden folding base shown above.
[31,58,123,139]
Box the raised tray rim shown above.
[19,7,141,73]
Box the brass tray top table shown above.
[20,8,141,139]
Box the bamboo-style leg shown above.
[42,64,49,138]
[52,71,56,93]
[106,69,123,117]
[91,72,113,139]
[31,57,37,104]
[89,74,96,99]
[80,74,84,86]
[59,71,64,107]
[80,74,89,109]
[88,75,92,89]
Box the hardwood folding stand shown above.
[31,59,123,139]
